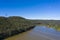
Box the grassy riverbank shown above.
[0,16,35,40]
[4,30,32,40]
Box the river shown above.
[5,26,60,40]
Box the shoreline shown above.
[0,26,35,40]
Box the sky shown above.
[0,0,60,20]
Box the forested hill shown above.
[0,16,35,40]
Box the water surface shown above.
[5,26,60,40]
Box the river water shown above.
[5,26,60,40]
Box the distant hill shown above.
[31,20,60,25]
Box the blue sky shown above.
[0,0,60,20]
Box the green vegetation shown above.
[31,20,60,31]
[0,16,35,40]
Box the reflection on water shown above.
[34,26,60,36]
[48,25,60,31]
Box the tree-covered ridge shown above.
[0,16,35,40]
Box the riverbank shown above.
[4,30,32,40]
[5,26,60,40]
[0,26,35,40]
